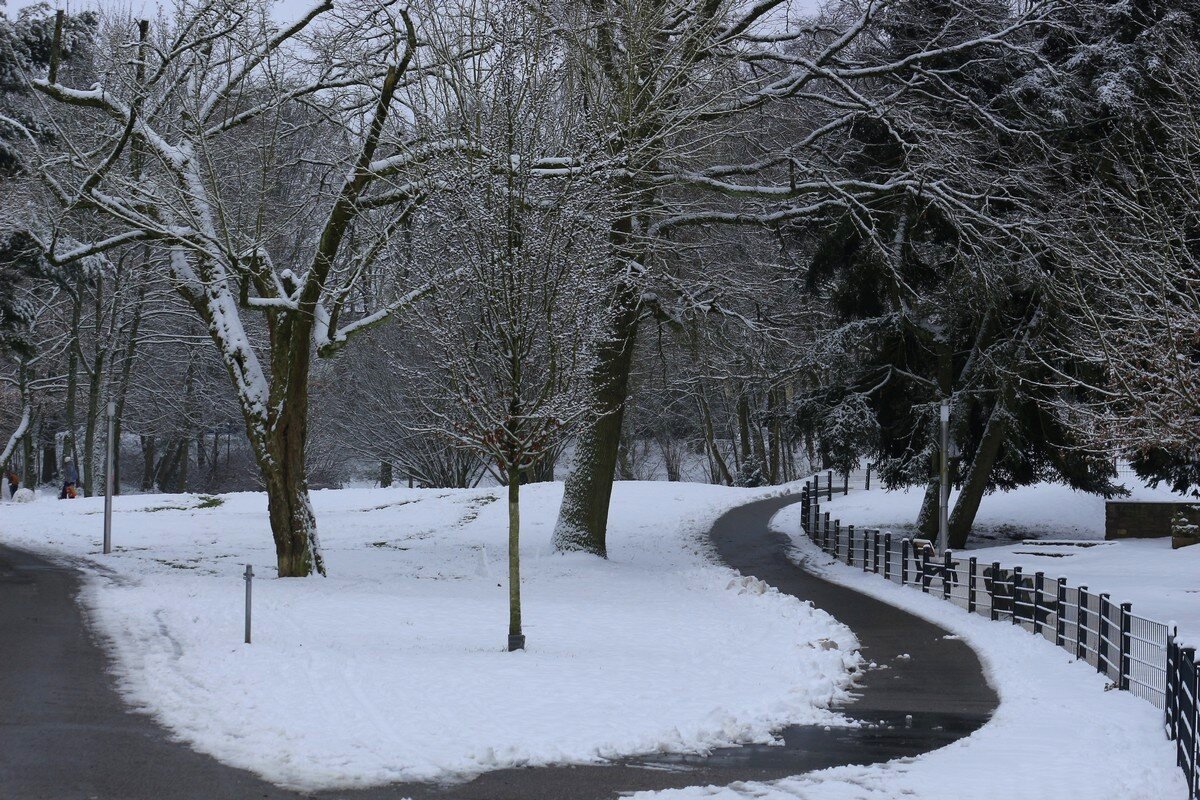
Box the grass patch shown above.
[197,495,224,508]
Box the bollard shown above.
[244,564,254,644]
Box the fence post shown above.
[921,545,932,593]
[1192,653,1199,796]
[871,530,879,573]
[824,512,832,553]
[1011,566,1023,626]
[862,528,870,572]
[967,557,977,614]
[1098,593,1111,678]
[843,471,849,495]
[1118,602,1132,691]
[901,538,910,586]
[1076,587,1089,662]
[827,469,833,500]
[1033,571,1045,637]
[842,522,849,565]
[1165,630,1176,741]
[884,533,892,581]
[1055,577,1067,648]
[1180,646,1197,773]
[942,551,953,601]
[865,463,871,490]
[990,561,1000,621]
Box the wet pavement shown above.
[0,494,996,799]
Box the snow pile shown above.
[0,482,859,791]
[629,505,1184,800]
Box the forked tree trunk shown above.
[948,398,1009,549]
[915,476,940,538]
[552,288,640,557]
[507,464,524,651]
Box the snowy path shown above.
[0,493,994,799]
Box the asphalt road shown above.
[0,494,996,799]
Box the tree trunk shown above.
[507,464,524,651]
[41,441,56,484]
[948,399,1009,549]
[552,287,640,557]
[915,477,940,538]
[379,460,393,488]
[140,435,155,491]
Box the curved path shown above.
[0,494,996,799]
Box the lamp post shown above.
[938,400,950,554]
[103,401,115,554]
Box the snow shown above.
[808,481,1200,638]
[0,482,859,791]
[622,505,1186,800]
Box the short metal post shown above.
[1055,577,1067,648]
[901,538,910,585]
[1076,587,1089,661]
[103,401,115,554]
[1098,593,1111,677]
[1033,571,1045,636]
[1011,566,1023,625]
[1119,602,1132,691]
[244,564,254,644]
[942,551,953,601]
[989,562,1000,621]
[884,533,892,581]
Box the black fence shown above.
[798,478,1197,798]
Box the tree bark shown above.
[915,477,940,538]
[507,463,524,651]
[551,285,640,557]
[948,399,1009,548]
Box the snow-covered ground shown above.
[0,482,859,791]
[810,481,1200,636]
[636,505,1186,800]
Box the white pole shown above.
[938,400,950,553]
[103,401,115,554]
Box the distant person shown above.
[5,470,17,499]
[60,461,79,500]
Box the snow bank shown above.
[626,505,1186,800]
[1,482,859,791]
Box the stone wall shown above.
[1105,501,1200,549]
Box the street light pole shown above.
[938,400,950,554]
[103,401,115,554]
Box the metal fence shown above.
[797,478,1196,798]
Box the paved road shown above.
[0,494,996,799]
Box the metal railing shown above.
[798,480,1195,798]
